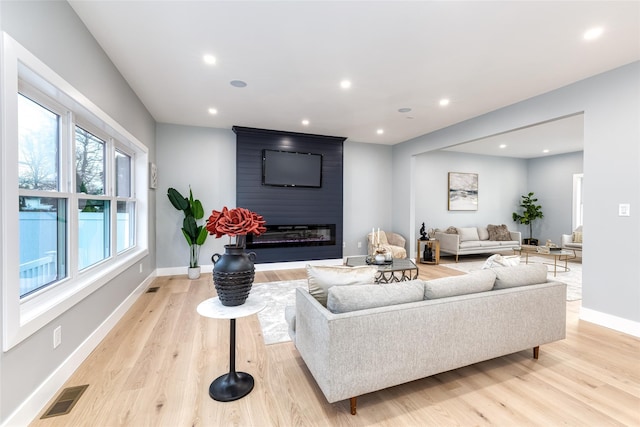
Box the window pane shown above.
[75,126,105,194]
[78,199,110,269]
[117,201,135,252]
[18,94,59,191]
[115,150,131,197]
[19,196,67,297]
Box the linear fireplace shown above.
[246,224,336,249]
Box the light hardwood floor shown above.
[30,264,640,426]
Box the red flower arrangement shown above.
[205,206,267,247]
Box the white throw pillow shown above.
[457,227,480,242]
[306,264,378,306]
[477,227,490,240]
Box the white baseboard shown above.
[2,271,157,427]
[156,258,344,276]
[580,307,640,337]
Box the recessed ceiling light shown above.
[301,119,309,126]
[499,144,507,149]
[230,80,247,88]
[376,129,384,135]
[203,54,216,65]
[208,108,218,115]
[543,149,550,153]
[398,107,412,113]
[340,80,352,89]
[439,98,450,107]
[584,27,604,41]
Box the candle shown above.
[377,228,380,246]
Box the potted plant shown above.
[167,187,208,279]
[512,192,544,245]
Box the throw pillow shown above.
[423,269,496,299]
[572,231,583,243]
[491,264,548,289]
[444,226,458,234]
[457,227,480,242]
[477,227,490,240]
[487,224,512,241]
[326,280,425,314]
[306,264,378,306]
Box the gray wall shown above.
[0,1,156,423]
[392,62,640,324]
[414,151,528,238]
[528,151,584,244]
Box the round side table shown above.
[197,295,266,402]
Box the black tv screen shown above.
[262,149,323,188]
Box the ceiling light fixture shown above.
[230,80,247,88]
[376,129,384,135]
[398,107,412,113]
[583,27,604,41]
[208,108,218,115]
[439,98,450,107]
[340,80,352,89]
[499,144,507,149]
[543,149,550,153]
[301,119,309,126]
[203,54,216,65]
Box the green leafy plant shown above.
[167,187,208,268]
[512,192,544,243]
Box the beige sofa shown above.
[291,264,566,414]
[435,225,521,262]
[367,231,407,258]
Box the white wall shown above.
[392,62,640,330]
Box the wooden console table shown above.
[416,239,440,265]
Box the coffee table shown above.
[513,247,576,277]
[345,256,419,283]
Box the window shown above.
[2,33,149,350]
[573,173,584,230]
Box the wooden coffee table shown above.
[513,246,576,277]
[345,256,418,283]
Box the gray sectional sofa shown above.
[290,264,566,415]
[435,225,521,262]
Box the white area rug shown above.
[250,279,307,345]
[444,256,582,301]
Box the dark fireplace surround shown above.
[234,126,345,263]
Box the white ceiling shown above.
[68,1,639,150]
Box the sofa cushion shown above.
[444,226,458,234]
[457,227,480,242]
[306,264,378,306]
[477,227,490,240]
[326,280,425,313]
[424,269,496,300]
[487,224,512,241]
[491,264,548,289]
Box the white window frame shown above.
[1,33,149,351]
[572,173,584,231]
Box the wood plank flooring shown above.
[30,263,640,426]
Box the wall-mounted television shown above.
[262,149,323,188]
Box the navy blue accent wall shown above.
[234,126,346,263]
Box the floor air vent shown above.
[146,287,160,293]
[41,384,89,419]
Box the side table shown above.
[416,239,440,265]
[197,295,266,402]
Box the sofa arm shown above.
[561,234,572,248]
[386,232,406,248]
[435,232,460,254]
[509,231,522,244]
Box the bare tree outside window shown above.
[75,126,105,195]
[18,94,59,191]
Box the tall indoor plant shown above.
[167,187,208,279]
[512,192,544,245]
[206,206,266,306]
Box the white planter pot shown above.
[188,266,201,280]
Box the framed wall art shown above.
[149,162,158,189]
[448,172,478,211]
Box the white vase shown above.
[188,266,201,279]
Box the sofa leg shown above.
[533,346,539,359]
[455,254,459,263]
[350,397,357,415]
